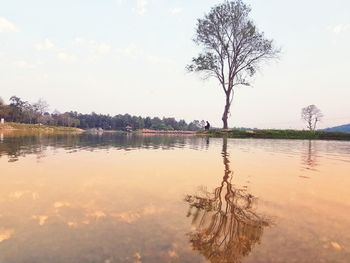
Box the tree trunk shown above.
[222,91,231,129]
[313,119,318,131]
[308,119,313,131]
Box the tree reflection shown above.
[0,133,204,162]
[185,138,269,263]
[302,140,318,171]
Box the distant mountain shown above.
[323,124,350,133]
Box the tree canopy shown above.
[188,0,279,129]
[301,105,323,131]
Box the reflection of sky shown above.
[29,204,164,228]
[0,137,350,262]
[0,228,13,243]
[0,144,209,262]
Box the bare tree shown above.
[0,97,4,106]
[301,105,323,131]
[33,99,49,115]
[187,0,279,129]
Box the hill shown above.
[323,124,350,133]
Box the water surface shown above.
[0,133,350,263]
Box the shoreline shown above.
[197,129,350,141]
[2,123,350,141]
[0,122,83,134]
[138,129,195,135]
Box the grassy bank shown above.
[198,129,350,141]
[0,122,83,134]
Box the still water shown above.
[0,133,350,263]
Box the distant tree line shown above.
[0,96,206,131]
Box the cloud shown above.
[36,38,57,51]
[171,7,182,15]
[73,37,86,45]
[328,24,350,35]
[0,17,18,32]
[36,38,77,63]
[117,43,174,65]
[116,44,143,59]
[136,0,148,15]
[73,38,112,55]
[35,37,114,64]
[96,43,112,56]
[73,37,112,60]
[13,60,36,69]
[57,52,76,63]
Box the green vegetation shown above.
[199,129,350,141]
[0,122,82,134]
[0,96,205,131]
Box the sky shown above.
[0,0,349,129]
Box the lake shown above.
[0,133,350,263]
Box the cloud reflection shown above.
[0,228,14,243]
[111,205,164,224]
[32,215,48,226]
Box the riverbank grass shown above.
[0,122,82,134]
[198,129,350,141]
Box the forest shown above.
[0,96,205,131]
